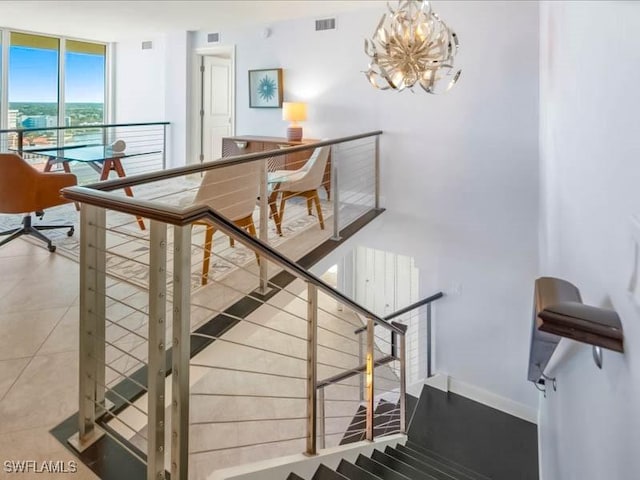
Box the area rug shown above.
[0,179,332,291]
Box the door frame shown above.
[191,45,236,165]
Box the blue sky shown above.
[8,46,104,103]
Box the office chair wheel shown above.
[67,227,75,237]
[36,210,45,219]
[48,244,56,253]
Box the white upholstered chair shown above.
[271,145,330,233]
[194,161,261,285]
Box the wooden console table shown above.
[222,135,331,198]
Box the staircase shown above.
[287,440,489,480]
[286,385,539,480]
[340,399,401,445]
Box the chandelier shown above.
[364,0,461,93]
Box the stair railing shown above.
[62,131,409,479]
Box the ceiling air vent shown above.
[207,32,220,43]
[141,41,153,50]
[315,18,336,32]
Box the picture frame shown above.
[248,68,283,108]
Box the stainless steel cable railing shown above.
[61,131,414,480]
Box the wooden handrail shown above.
[75,130,384,193]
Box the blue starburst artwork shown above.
[249,69,283,108]
[258,76,276,101]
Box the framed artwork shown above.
[248,68,283,108]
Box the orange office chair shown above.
[0,153,77,252]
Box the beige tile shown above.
[0,307,68,361]
[0,254,50,281]
[0,278,20,301]
[0,351,78,434]
[0,236,51,259]
[38,306,80,356]
[0,258,79,314]
[0,427,98,479]
[0,357,30,400]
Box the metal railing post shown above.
[162,124,167,170]
[374,135,380,210]
[427,303,432,378]
[365,317,375,441]
[172,225,191,480]
[306,283,318,455]
[358,332,365,401]
[17,130,23,156]
[148,221,168,480]
[318,386,326,450]
[330,145,341,241]
[391,331,397,358]
[258,159,269,294]
[71,204,106,452]
[399,331,407,434]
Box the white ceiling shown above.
[0,1,385,42]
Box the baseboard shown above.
[411,373,538,424]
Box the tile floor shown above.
[0,238,99,479]
[0,207,389,479]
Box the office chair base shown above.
[0,214,74,252]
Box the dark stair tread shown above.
[396,444,483,480]
[371,449,440,480]
[405,394,419,430]
[313,464,350,480]
[355,454,411,480]
[337,459,383,480]
[288,474,306,480]
[404,443,491,480]
[341,405,367,445]
[385,446,470,480]
[374,400,401,437]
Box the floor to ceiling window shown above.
[64,40,106,144]
[2,31,106,147]
[8,32,59,146]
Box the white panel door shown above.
[202,56,232,162]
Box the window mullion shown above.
[0,30,9,130]
[59,37,66,144]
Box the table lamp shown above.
[283,102,307,142]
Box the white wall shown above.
[114,36,166,123]
[163,30,192,168]
[189,1,540,413]
[539,2,640,479]
[114,32,192,168]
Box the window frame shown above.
[0,27,110,131]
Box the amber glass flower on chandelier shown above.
[364,0,461,93]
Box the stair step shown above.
[384,446,468,480]
[288,474,306,480]
[313,463,350,480]
[398,445,483,480]
[337,459,383,480]
[374,400,401,437]
[355,454,411,480]
[341,405,367,445]
[396,444,482,480]
[371,449,439,480]
[404,443,491,480]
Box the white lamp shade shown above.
[282,102,307,123]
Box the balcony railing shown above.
[60,131,417,479]
[0,122,169,183]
